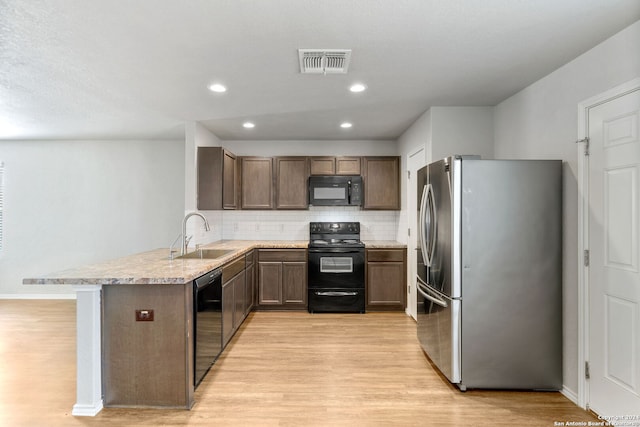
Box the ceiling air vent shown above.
[298,49,351,74]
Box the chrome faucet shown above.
[181,212,211,255]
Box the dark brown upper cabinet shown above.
[275,157,309,209]
[362,157,400,210]
[240,157,274,209]
[197,147,238,210]
[310,156,361,176]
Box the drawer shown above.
[366,249,405,262]
[223,256,245,282]
[258,249,306,262]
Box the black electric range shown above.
[307,222,365,313]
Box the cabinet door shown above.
[258,261,283,305]
[197,147,224,210]
[222,280,235,346]
[245,262,255,315]
[362,157,400,210]
[283,261,307,305]
[103,284,191,408]
[310,157,336,175]
[336,157,361,175]
[233,271,246,328]
[366,262,404,309]
[222,149,238,209]
[197,147,238,210]
[276,157,309,209]
[241,157,274,209]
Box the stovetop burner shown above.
[309,222,364,248]
[310,238,364,248]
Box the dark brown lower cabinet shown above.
[222,279,235,346]
[102,284,194,409]
[222,255,249,347]
[257,249,307,309]
[366,248,407,311]
[233,271,246,332]
[245,251,255,316]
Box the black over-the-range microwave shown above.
[308,176,363,206]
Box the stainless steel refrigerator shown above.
[416,156,562,390]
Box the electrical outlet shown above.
[135,309,154,321]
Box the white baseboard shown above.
[561,385,579,405]
[0,293,76,300]
[72,401,103,417]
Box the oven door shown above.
[308,248,365,289]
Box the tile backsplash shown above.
[222,207,399,241]
[184,207,399,247]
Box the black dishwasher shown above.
[193,268,222,388]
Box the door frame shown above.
[406,147,425,320]
[576,77,640,410]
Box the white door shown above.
[407,148,424,320]
[588,88,640,417]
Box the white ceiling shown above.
[1,0,639,141]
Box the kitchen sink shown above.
[176,249,233,260]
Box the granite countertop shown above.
[23,239,406,286]
[362,240,407,248]
[23,240,308,286]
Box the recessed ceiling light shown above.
[243,122,255,129]
[340,122,353,129]
[208,83,227,93]
[349,83,366,93]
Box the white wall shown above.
[395,106,495,242]
[185,122,223,246]
[185,121,222,212]
[0,139,185,297]
[431,107,494,162]
[396,109,431,243]
[493,19,640,397]
[223,139,397,157]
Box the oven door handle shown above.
[314,291,359,297]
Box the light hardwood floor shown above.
[0,299,597,426]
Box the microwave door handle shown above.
[347,180,352,204]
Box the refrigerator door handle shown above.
[424,183,437,266]
[418,184,429,266]
[419,184,437,267]
[416,277,448,308]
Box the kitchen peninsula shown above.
[23,239,407,416]
[23,240,307,415]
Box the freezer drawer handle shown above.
[416,279,448,308]
[315,291,358,297]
